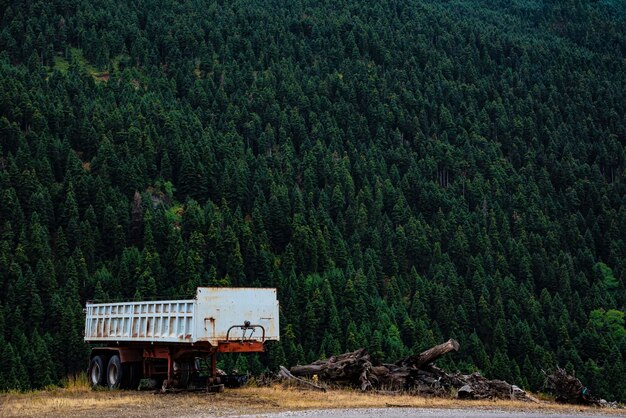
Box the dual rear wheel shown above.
[89,355,106,387]
[89,355,141,389]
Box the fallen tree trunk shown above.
[289,339,536,402]
[278,366,327,392]
[290,341,459,383]
[396,339,460,369]
[290,348,372,378]
[290,348,376,390]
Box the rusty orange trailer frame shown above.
[89,339,264,389]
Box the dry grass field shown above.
[1,379,624,418]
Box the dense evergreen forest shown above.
[0,0,625,400]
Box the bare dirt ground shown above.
[0,386,624,418]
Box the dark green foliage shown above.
[0,0,625,401]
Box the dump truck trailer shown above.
[84,287,279,390]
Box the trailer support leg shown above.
[165,348,173,390]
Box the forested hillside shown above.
[1,0,625,400]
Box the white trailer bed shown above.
[84,287,279,346]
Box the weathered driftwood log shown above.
[290,348,376,390]
[277,365,327,392]
[290,348,372,377]
[290,341,461,392]
[545,367,599,405]
[289,340,537,402]
[445,371,534,401]
[396,339,460,369]
[395,364,533,401]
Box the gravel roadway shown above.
[235,408,626,418]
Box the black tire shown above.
[107,355,124,389]
[177,361,192,388]
[123,362,142,389]
[89,356,106,388]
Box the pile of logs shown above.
[285,339,536,401]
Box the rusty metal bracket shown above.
[203,317,216,333]
[225,323,265,342]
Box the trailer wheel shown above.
[123,362,142,389]
[107,355,124,389]
[89,356,106,388]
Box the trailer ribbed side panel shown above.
[85,300,195,343]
